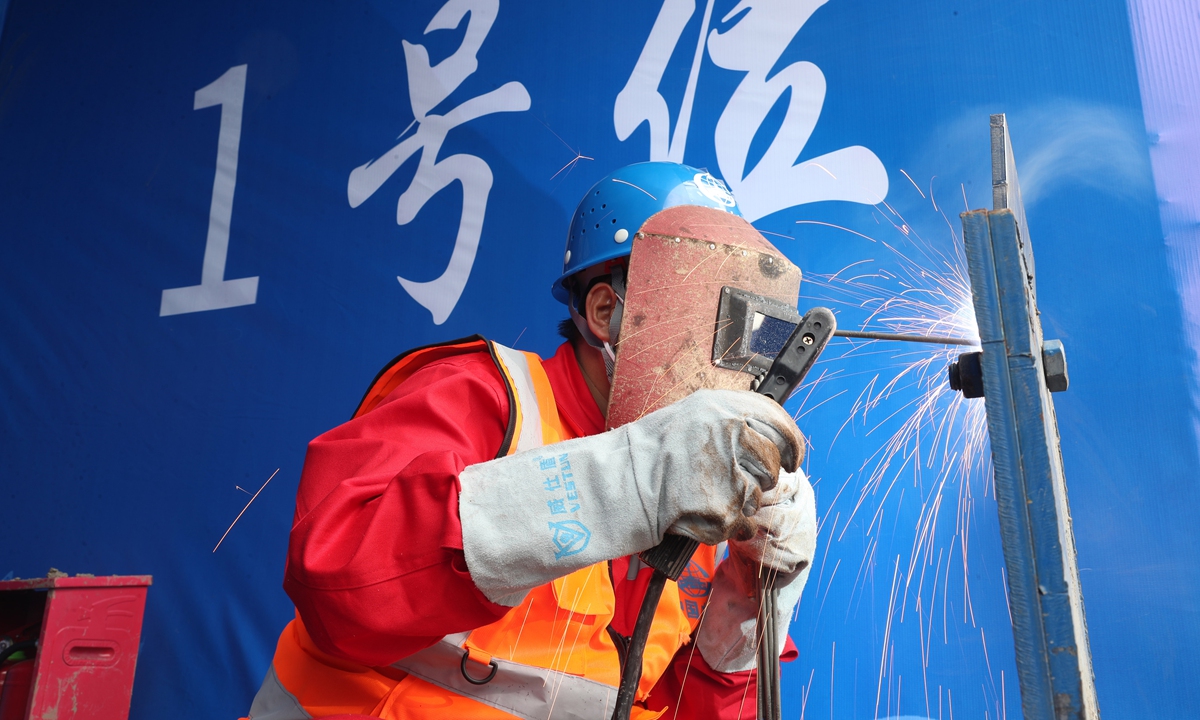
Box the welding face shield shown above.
[605,205,803,430]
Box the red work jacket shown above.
[281,339,783,718]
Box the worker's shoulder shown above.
[385,340,501,379]
[383,340,508,396]
[350,349,509,427]
[417,347,502,374]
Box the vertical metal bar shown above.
[957,114,1098,720]
[990,209,1098,720]
[962,210,1055,718]
[991,113,1037,299]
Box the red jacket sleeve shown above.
[283,351,514,666]
[645,644,756,720]
[643,628,799,719]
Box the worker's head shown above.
[553,162,741,304]
[554,162,743,374]
[556,162,803,426]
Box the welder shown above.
[246,162,818,720]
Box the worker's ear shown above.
[585,282,617,344]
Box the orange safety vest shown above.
[248,337,717,720]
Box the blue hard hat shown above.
[551,161,743,304]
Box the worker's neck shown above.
[572,338,610,419]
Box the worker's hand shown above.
[633,388,806,545]
[696,468,817,673]
[457,388,804,606]
[727,467,817,579]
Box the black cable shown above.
[765,587,781,720]
[756,567,786,720]
[0,641,36,665]
[610,570,669,720]
[757,576,779,720]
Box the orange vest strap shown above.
[487,343,567,452]
[352,336,519,458]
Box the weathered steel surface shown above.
[607,205,800,429]
[959,114,1097,720]
[0,573,153,591]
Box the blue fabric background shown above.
[1,1,1195,718]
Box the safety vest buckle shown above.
[459,647,498,685]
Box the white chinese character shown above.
[348,0,530,324]
[615,0,888,221]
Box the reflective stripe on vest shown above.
[390,633,617,720]
[249,665,310,720]
[490,343,550,452]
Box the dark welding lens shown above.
[713,287,802,375]
[748,312,798,357]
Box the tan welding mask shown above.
[606,205,803,430]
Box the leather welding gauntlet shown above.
[696,468,817,672]
[458,389,805,606]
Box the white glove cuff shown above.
[696,556,809,673]
[458,428,659,606]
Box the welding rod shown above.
[833,329,979,346]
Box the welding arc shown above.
[833,329,978,346]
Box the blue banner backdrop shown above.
[1,1,1196,718]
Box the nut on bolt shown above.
[948,351,984,398]
[1042,339,1068,392]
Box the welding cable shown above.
[610,570,669,720]
[763,592,772,715]
[759,596,771,720]
[766,587,781,719]
[756,577,781,720]
[756,609,769,717]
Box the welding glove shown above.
[696,468,817,673]
[458,388,805,606]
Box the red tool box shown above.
[0,572,151,720]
